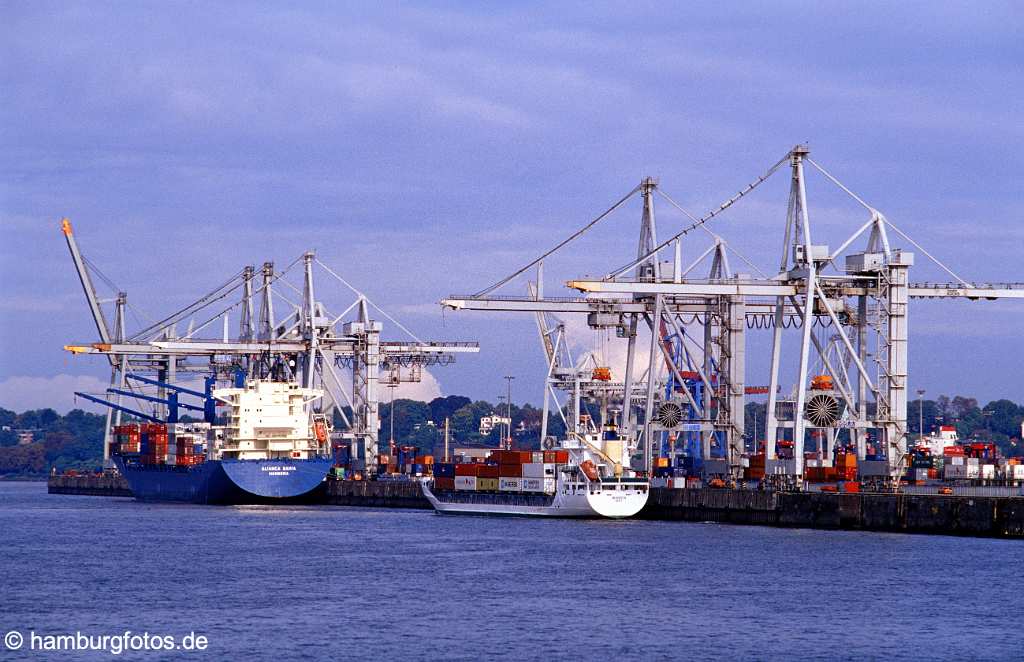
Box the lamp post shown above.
[917,389,926,442]
[389,381,398,456]
[504,375,515,450]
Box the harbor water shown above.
[1,482,1019,660]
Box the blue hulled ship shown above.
[111,380,334,505]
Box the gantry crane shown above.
[62,227,478,473]
[443,145,1024,487]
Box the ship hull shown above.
[423,483,648,518]
[113,456,332,505]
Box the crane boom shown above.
[62,219,114,363]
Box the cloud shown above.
[0,374,112,414]
[393,368,442,401]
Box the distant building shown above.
[479,415,510,435]
[17,431,34,445]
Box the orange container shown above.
[655,457,670,468]
[842,481,861,493]
[477,464,499,479]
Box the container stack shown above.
[139,423,168,464]
[834,452,857,481]
[112,424,142,455]
[432,449,569,494]
[172,433,204,467]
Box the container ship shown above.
[111,380,333,504]
[422,426,649,518]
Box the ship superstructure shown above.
[213,380,326,461]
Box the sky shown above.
[1,2,1022,413]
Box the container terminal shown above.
[50,145,1024,536]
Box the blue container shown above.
[411,463,425,475]
[434,463,455,478]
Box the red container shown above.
[434,477,455,490]
[455,464,480,477]
[554,451,569,464]
[498,464,523,478]
[543,451,556,463]
[477,464,499,478]
[489,450,517,464]
[842,481,861,493]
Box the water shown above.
[1,482,1019,660]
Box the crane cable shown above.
[471,183,642,298]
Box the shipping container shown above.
[477,477,499,491]
[522,463,556,478]
[434,477,456,490]
[455,464,481,477]
[498,477,523,491]
[477,464,499,479]
[455,476,477,491]
[498,464,523,478]
[521,477,556,493]
[434,463,456,478]
[944,464,968,479]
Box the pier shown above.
[49,475,1024,538]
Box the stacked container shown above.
[112,424,142,454]
[139,423,169,464]
[430,450,570,494]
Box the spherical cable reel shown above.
[805,393,841,427]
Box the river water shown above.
[1,482,1019,660]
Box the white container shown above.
[966,457,980,466]
[944,465,967,479]
[944,455,964,466]
[522,463,555,478]
[1010,465,1024,480]
[499,477,523,492]
[454,476,477,491]
[980,465,995,480]
[966,465,980,479]
[521,477,556,493]
[522,463,544,478]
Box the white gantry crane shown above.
[443,145,1024,488]
[62,227,478,473]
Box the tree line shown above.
[2,392,1021,475]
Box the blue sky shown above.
[1,2,1022,412]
